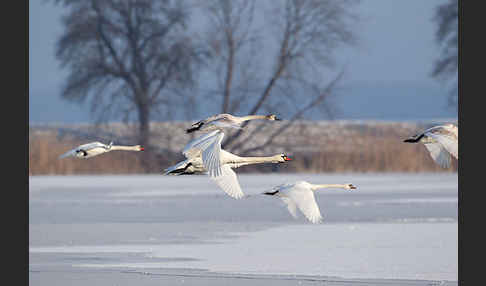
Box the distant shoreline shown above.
[29,120,458,175]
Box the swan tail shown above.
[164,161,192,175]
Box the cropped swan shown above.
[59,141,144,159]
[403,123,458,168]
[164,150,292,199]
[186,113,280,133]
[263,181,357,224]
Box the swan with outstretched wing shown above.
[263,181,357,224]
[403,123,458,168]
[59,141,144,159]
[165,147,292,199]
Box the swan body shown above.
[165,148,292,199]
[263,181,356,224]
[59,141,144,159]
[186,113,280,133]
[165,150,291,175]
[403,123,458,168]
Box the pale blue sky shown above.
[29,0,457,123]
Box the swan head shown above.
[135,145,144,151]
[275,153,292,163]
[266,114,281,121]
[280,153,292,162]
[344,183,357,190]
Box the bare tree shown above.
[54,0,202,149]
[431,0,458,108]
[199,0,360,154]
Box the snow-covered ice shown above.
[29,173,458,284]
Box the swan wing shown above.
[59,149,77,159]
[426,132,458,159]
[78,142,108,150]
[210,165,245,199]
[59,142,108,159]
[286,187,323,224]
[164,159,190,175]
[279,197,298,219]
[424,142,451,168]
[209,119,243,130]
[183,130,225,177]
[183,130,220,158]
[201,132,225,177]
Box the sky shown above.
[29,0,457,123]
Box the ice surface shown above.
[30,222,457,281]
[29,173,458,284]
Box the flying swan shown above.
[403,123,458,168]
[263,181,357,224]
[59,141,144,159]
[186,113,280,133]
[164,150,292,199]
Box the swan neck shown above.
[240,115,267,121]
[234,156,279,165]
[311,184,348,191]
[110,145,139,151]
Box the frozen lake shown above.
[29,173,458,285]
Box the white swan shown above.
[164,150,292,199]
[403,123,458,168]
[263,181,357,224]
[186,113,280,133]
[59,141,144,159]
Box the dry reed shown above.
[29,122,457,175]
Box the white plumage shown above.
[263,181,357,224]
[59,141,144,159]
[186,113,280,134]
[404,123,458,168]
[165,145,292,199]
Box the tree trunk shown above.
[138,101,152,172]
[222,37,234,113]
[139,106,150,149]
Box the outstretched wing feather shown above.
[424,142,451,168]
[286,186,323,224]
[210,165,245,199]
[426,132,458,159]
